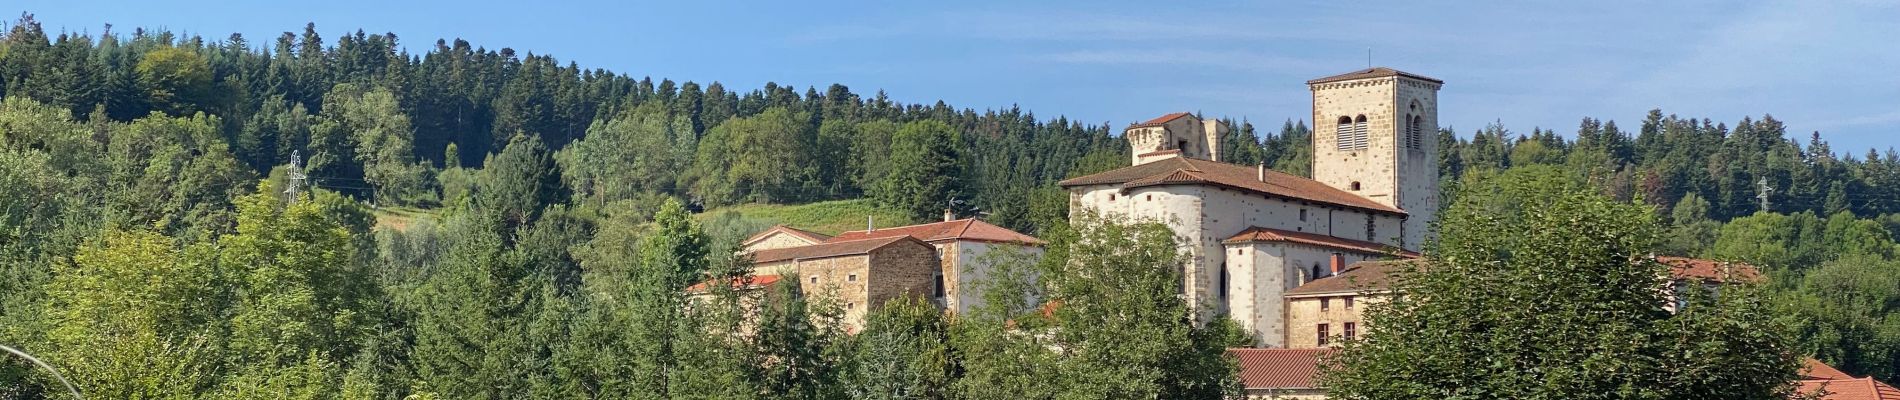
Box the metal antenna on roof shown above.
[1367,48,1373,68]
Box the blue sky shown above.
[13,1,1900,153]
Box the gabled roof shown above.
[1798,358,1900,400]
[829,218,1044,245]
[741,225,832,248]
[1228,348,1334,390]
[1224,226,1417,257]
[685,274,783,294]
[1306,67,1443,85]
[1800,378,1900,400]
[1286,260,1415,297]
[748,236,922,264]
[1807,358,1857,381]
[1131,112,1192,128]
[1059,156,1404,215]
[1657,256,1763,284]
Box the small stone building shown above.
[745,236,938,331]
[826,217,1045,314]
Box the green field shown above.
[698,199,916,235]
[373,206,440,232]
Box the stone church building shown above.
[1059,67,1441,347]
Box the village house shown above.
[724,215,1044,329]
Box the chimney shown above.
[867,216,875,232]
[944,208,955,222]
[1258,163,1267,182]
[1330,253,1345,275]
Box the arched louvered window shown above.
[1334,116,1353,150]
[1336,115,1368,150]
[1408,115,1424,149]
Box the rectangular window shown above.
[1299,208,1308,222]
[1318,324,1330,346]
[1366,216,1378,241]
[1345,322,1357,340]
[810,276,818,284]
[934,274,946,298]
[848,274,858,282]
[1320,297,1330,311]
[1345,296,1355,310]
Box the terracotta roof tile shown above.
[1058,157,1404,215]
[1306,67,1443,85]
[1798,377,1900,400]
[1132,112,1192,128]
[1657,256,1763,284]
[1223,226,1417,257]
[748,236,919,264]
[685,274,783,294]
[1286,260,1415,296]
[829,219,1044,245]
[1228,348,1334,390]
[1807,358,1858,381]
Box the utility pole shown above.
[1756,177,1773,213]
[285,150,307,205]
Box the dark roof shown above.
[1657,256,1763,284]
[742,225,832,247]
[1131,112,1192,128]
[1286,260,1414,296]
[1229,348,1334,390]
[1057,156,1405,215]
[829,218,1044,245]
[685,274,783,294]
[1224,226,1417,257]
[748,236,921,264]
[1306,67,1443,85]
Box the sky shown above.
[12,0,1900,152]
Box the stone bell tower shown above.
[1307,67,1442,250]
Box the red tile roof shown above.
[741,225,832,248]
[1306,67,1443,85]
[1131,112,1192,128]
[1059,156,1403,215]
[1799,377,1900,400]
[1285,260,1413,296]
[748,236,921,264]
[1657,256,1763,284]
[1228,348,1334,390]
[1807,358,1858,381]
[1796,359,1900,400]
[685,274,783,294]
[829,218,1044,245]
[1223,226,1417,257]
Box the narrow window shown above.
[1108,194,1116,201]
[1351,115,1368,150]
[1345,296,1355,310]
[1366,216,1378,241]
[1218,267,1229,300]
[1146,195,1152,201]
[1345,322,1357,340]
[1318,324,1331,346]
[1299,208,1308,222]
[1321,297,1331,311]
[1312,264,1324,279]
[935,274,946,298]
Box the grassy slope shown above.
[373,206,439,232]
[697,199,916,236]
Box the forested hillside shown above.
[7,12,1900,398]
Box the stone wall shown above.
[1284,294,1385,348]
[1309,75,1440,250]
[1222,241,1384,347]
[865,239,939,316]
[795,255,874,331]
[1072,182,1400,328]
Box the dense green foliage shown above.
[1323,167,1804,399]
[6,13,1900,398]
